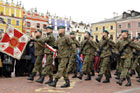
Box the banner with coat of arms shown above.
[0,26,29,60]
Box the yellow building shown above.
[92,20,117,42]
[0,0,23,34]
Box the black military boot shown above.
[125,77,131,86]
[137,79,140,82]
[77,72,83,80]
[85,73,91,81]
[114,70,118,76]
[103,77,110,83]
[91,70,95,76]
[45,75,53,84]
[36,76,45,83]
[130,70,135,76]
[27,73,36,81]
[116,78,124,86]
[61,79,70,88]
[136,73,140,78]
[72,72,77,78]
[115,74,120,80]
[49,78,58,87]
[95,74,103,82]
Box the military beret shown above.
[85,31,91,36]
[133,37,136,39]
[46,26,53,30]
[103,30,109,34]
[70,32,75,35]
[57,26,65,30]
[121,30,129,33]
[35,30,42,33]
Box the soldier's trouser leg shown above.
[90,56,94,73]
[99,57,110,77]
[81,55,91,73]
[42,54,53,76]
[32,55,44,73]
[67,56,75,73]
[131,57,139,70]
[120,58,131,79]
[55,57,69,80]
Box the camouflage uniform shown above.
[98,37,116,80]
[32,37,44,74]
[55,33,76,80]
[67,38,80,76]
[78,38,98,80]
[116,37,140,86]
[36,32,55,76]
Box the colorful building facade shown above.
[0,0,23,34]
[71,21,90,42]
[117,11,140,38]
[92,21,117,42]
[47,12,72,38]
[23,8,48,36]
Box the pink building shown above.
[117,10,140,38]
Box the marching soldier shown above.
[35,26,55,84]
[27,30,44,81]
[95,30,116,83]
[67,32,80,78]
[90,35,96,76]
[78,31,98,81]
[49,26,77,88]
[116,30,140,86]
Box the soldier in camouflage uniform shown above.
[90,35,96,76]
[67,32,80,78]
[130,38,140,82]
[115,34,123,80]
[116,30,140,86]
[27,30,44,81]
[35,26,55,84]
[95,30,116,83]
[49,26,77,88]
[77,31,98,81]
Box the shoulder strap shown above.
[98,39,109,56]
[119,41,131,56]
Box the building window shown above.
[96,27,98,31]
[0,12,4,15]
[0,29,4,34]
[110,35,113,40]
[110,26,113,30]
[43,24,46,29]
[27,22,31,27]
[119,24,122,28]
[78,37,81,41]
[26,31,30,36]
[0,18,4,23]
[12,14,14,17]
[37,23,40,28]
[138,22,140,27]
[138,33,140,39]
[103,26,105,31]
[7,19,11,24]
[0,29,4,40]
[127,23,131,28]
[16,20,19,26]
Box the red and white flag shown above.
[0,26,29,60]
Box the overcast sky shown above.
[11,0,140,24]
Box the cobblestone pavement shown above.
[0,72,140,93]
